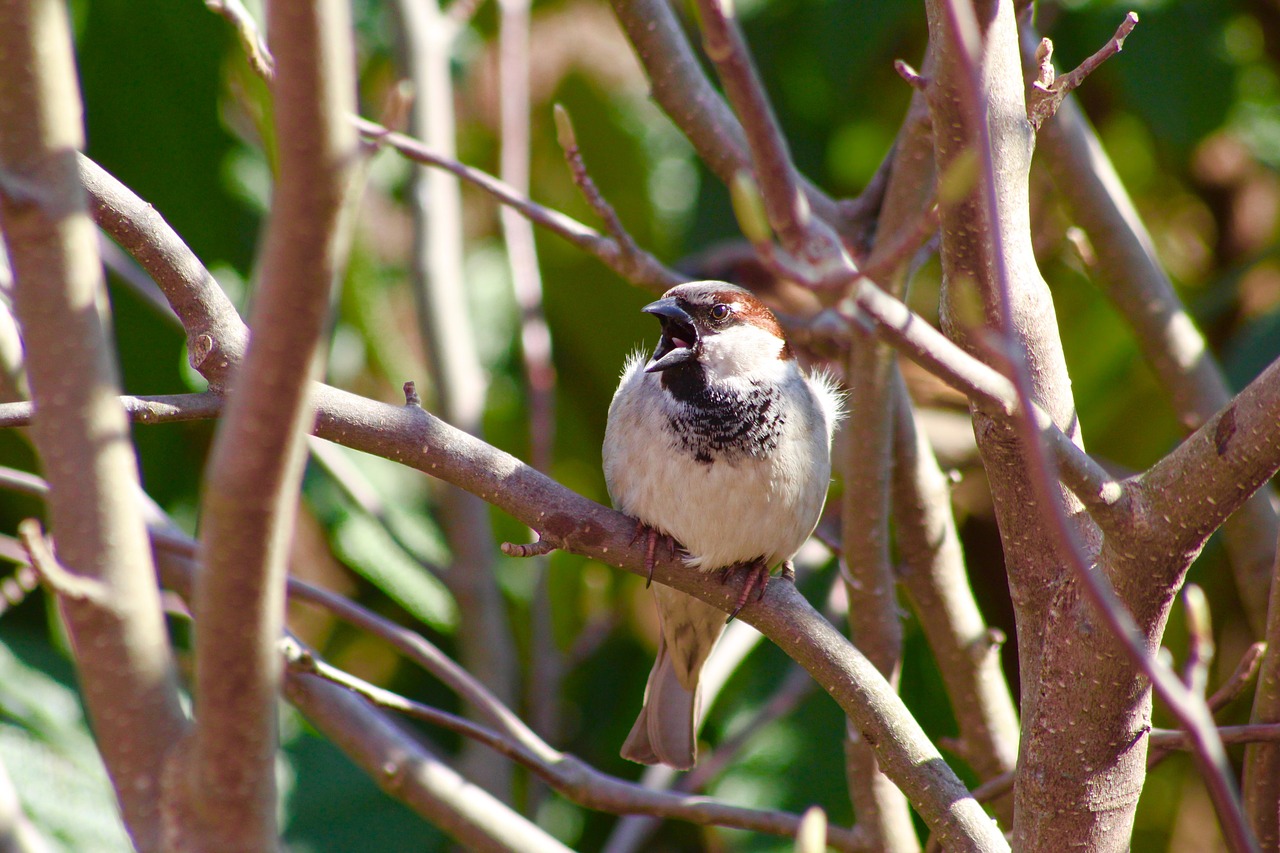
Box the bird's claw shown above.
[721,558,772,622]
[630,521,679,588]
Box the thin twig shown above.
[894,60,929,92]
[1027,13,1138,130]
[689,0,849,274]
[1149,642,1268,770]
[1211,643,1267,713]
[553,104,643,263]
[206,0,276,81]
[354,117,685,293]
[16,519,108,605]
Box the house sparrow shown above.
[603,280,841,769]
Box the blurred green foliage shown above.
[0,0,1277,850]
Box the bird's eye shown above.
[709,303,731,322]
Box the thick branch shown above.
[185,0,357,846]
[1132,355,1280,558]
[0,2,187,850]
[1033,40,1278,636]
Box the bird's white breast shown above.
[603,351,837,571]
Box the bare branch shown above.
[390,0,517,795]
[894,59,929,92]
[928,1,1255,848]
[1026,13,1138,131]
[283,671,571,853]
[286,644,870,850]
[78,155,248,391]
[608,0,850,235]
[17,519,108,606]
[0,393,222,427]
[0,3,187,849]
[183,0,357,846]
[206,0,275,81]
[356,117,685,293]
[307,385,1009,851]
[891,373,1019,816]
[689,0,851,274]
[1031,38,1279,634]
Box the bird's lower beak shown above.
[643,297,697,373]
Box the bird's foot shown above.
[720,557,771,622]
[629,520,680,588]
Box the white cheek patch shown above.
[700,324,786,382]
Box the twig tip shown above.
[403,381,422,408]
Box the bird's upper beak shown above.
[643,297,698,373]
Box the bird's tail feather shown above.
[621,589,725,769]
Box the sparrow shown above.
[603,280,841,769]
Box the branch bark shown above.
[180,0,356,847]
[0,2,187,850]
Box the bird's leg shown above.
[720,557,771,622]
[780,560,795,582]
[629,520,679,588]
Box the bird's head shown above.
[642,281,792,382]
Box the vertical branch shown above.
[0,2,187,851]
[921,0,1118,848]
[837,85,938,850]
[1038,90,1279,635]
[392,0,519,798]
[185,0,356,847]
[838,337,916,853]
[1245,532,1280,847]
[890,374,1019,824]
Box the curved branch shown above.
[77,155,248,391]
[289,649,869,850]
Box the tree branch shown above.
[890,371,1019,820]
[1030,27,1279,637]
[183,0,357,846]
[356,117,685,293]
[284,672,572,853]
[689,0,850,273]
[307,385,1008,851]
[287,644,869,850]
[0,2,187,849]
[390,0,517,796]
[77,155,248,391]
[608,0,853,237]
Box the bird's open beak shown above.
[643,297,698,373]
